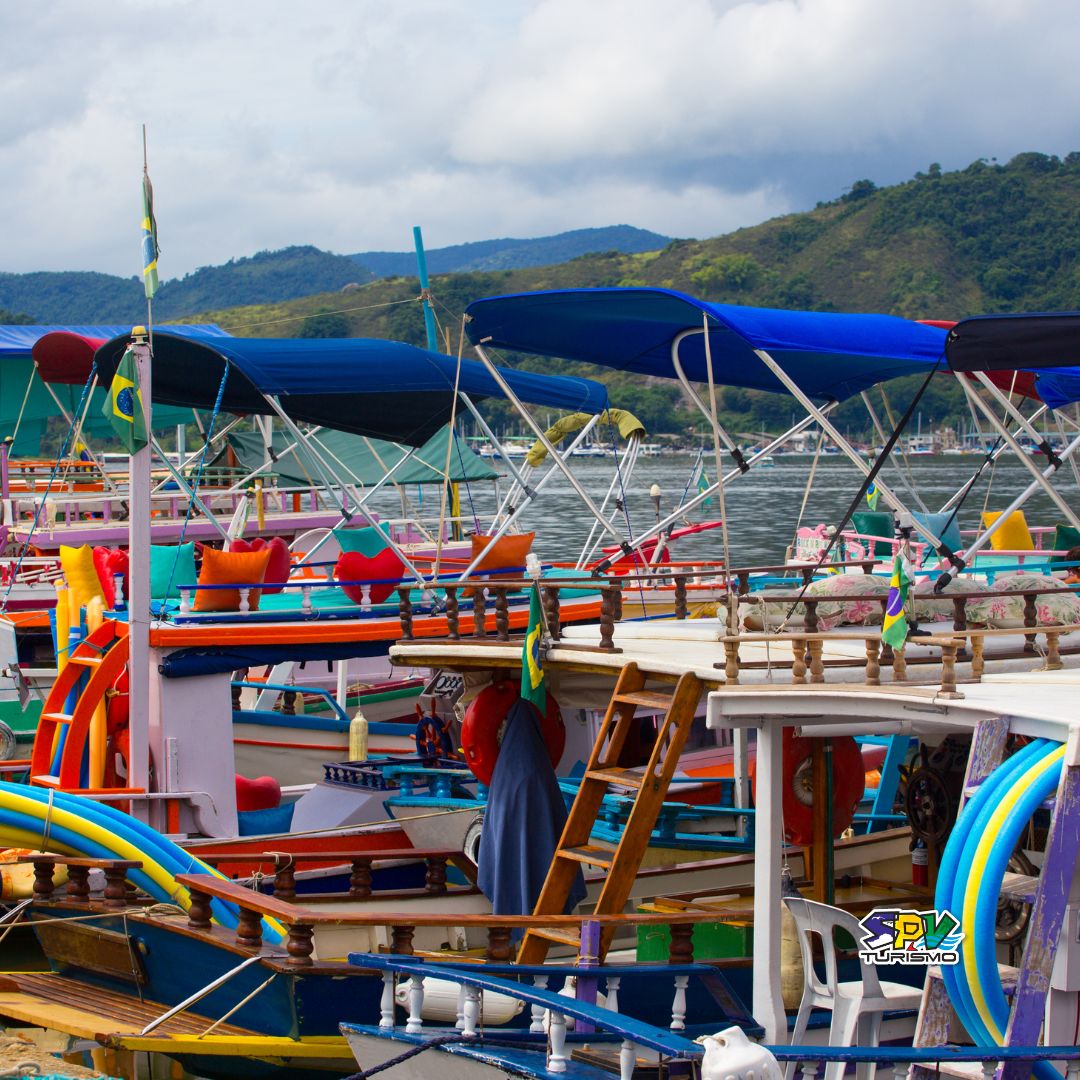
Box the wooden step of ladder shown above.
[517,662,703,966]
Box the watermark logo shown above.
[858,909,964,965]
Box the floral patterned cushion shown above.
[963,572,1080,629]
[913,576,986,621]
[740,574,890,631]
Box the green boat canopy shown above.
[227,425,499,487]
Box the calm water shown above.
[362,452,1077,567]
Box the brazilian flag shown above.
[142,171,160,300]
[103,345,148,454]
[521,583,546,711]
[881,551,913,650]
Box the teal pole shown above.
[413,225,439,353]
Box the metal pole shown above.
[149,437,230,542]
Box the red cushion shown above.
[235,773,282,812]
[335,548,405,605]
[93,547,130,608]
[232,536,291,594]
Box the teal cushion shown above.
[542,567,600,598]
[851,511,894,558]
[334,524,391,557]
[150,542,198,599]
[1050,523,1080,564]
[912,511,963,554]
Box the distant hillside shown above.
[0,227,671,324]
[185,151,1080,439]
[350,226,673,278]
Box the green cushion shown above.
[1050,523,1080,564]
[852,511,895,558]
[333,524,391,557]
[150,542,198,600]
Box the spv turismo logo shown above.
[858,909,964,965]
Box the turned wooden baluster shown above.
[892,645,907,682]
[66,865,91,904]
[235,905,264,948]
[1046,631,1063,670]
[186,887,214,929]
[668,923,695,964]
[424,856,448,895]
[673,575,688,619]
[1022,591,1038,654]
[724,639,740,684]
[472,587,487,638]
[493,588,510,641]
[542,586,561,641]
[349,857,374,898]
[485,925,513,962]
[286,923,314,967]
[792,638,808,683]
[940,642,960,696]
[30,859,56,900]
[391,924,416,956]
[737,571,750,595]
[808,640,825,683]
[865,638,881,686]
[445,587,460,640]
[102,865,129,909]
[803,599,819,634]
[971,634,985,680]
[273,860,297,902]
[599,587,617,651]
[612,581,623,622]
[397,588,414,640]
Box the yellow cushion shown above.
[59,544,106,616]
[981,510,1034,551]
[193,547,272,612]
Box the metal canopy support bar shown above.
[153,415,247,494]
[670,329,749,471]
[473,342,622,541]
[859,390,928,512]
[38,374,118,493]
[957,375,1080,531]
[458,393,533,495]
[148,437,230,543]
[974,372,1061,464]
[751,348,947,554]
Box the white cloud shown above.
[1,0,1079,278]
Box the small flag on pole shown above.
[521,583,546,711]
[866,480,880,511]
[881,551,913,650]
[103,345,148,454]
[697,464,714,509]
[141,170,160,299]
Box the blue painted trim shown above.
[231,709,413,735]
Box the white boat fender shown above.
[393,977,524,1024]
[697,1027,784,1080]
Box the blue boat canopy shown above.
[945,312,1080,410]
[464,288,947,401]
[93,332,609,447]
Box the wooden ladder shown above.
[30,619,132,792]
[516,662,703,965]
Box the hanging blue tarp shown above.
[92,332,610,447]
[464,287,948,401]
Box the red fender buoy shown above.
[460,681,565,785]
[750,729,865,845]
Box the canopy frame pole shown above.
[223,432,310,494]
[952,429,1080,569]
[148,436,230,542]
[594,407,832,572]
[859,391,928,512]
[1053,412,1080,490]
[292,445,421,569]
[972,372,1063,463]
[456,417,601,582]
[458,393,534,495]
[935,403,1049,514]
[38,375,119,493]
[472,342,623,541]
[669,330,750,472]
[751,348,947,553]
[156,415,247,494]
[265,397,428,587]
[956,375,1080,531]
[580,434,642,569]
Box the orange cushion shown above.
[981,510,1034,551]
[193,547,272,612]
[470,532,535,580]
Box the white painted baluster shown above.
[462,985,480,1036]
[238,587,251,614]
[301,584,312,614]
[379,972,395,1029]
[605,975,620,1013]
[455,983,466,1030]
[529,974,549,1033]
[620,1040,636,1080]
[802,1058,819,1080]
[113,573,126,611]
[893,1063,909,1080]
[361,583,372,612]
[179,588,192,615]
[670,974,688,1031]
[405,974,425,1034]
[547,1010,568,1074]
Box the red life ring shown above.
[751,729,864,845]
[460,681,565,785]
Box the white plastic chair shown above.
[784,897,924,1080]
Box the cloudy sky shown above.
[4,0,1079,279]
